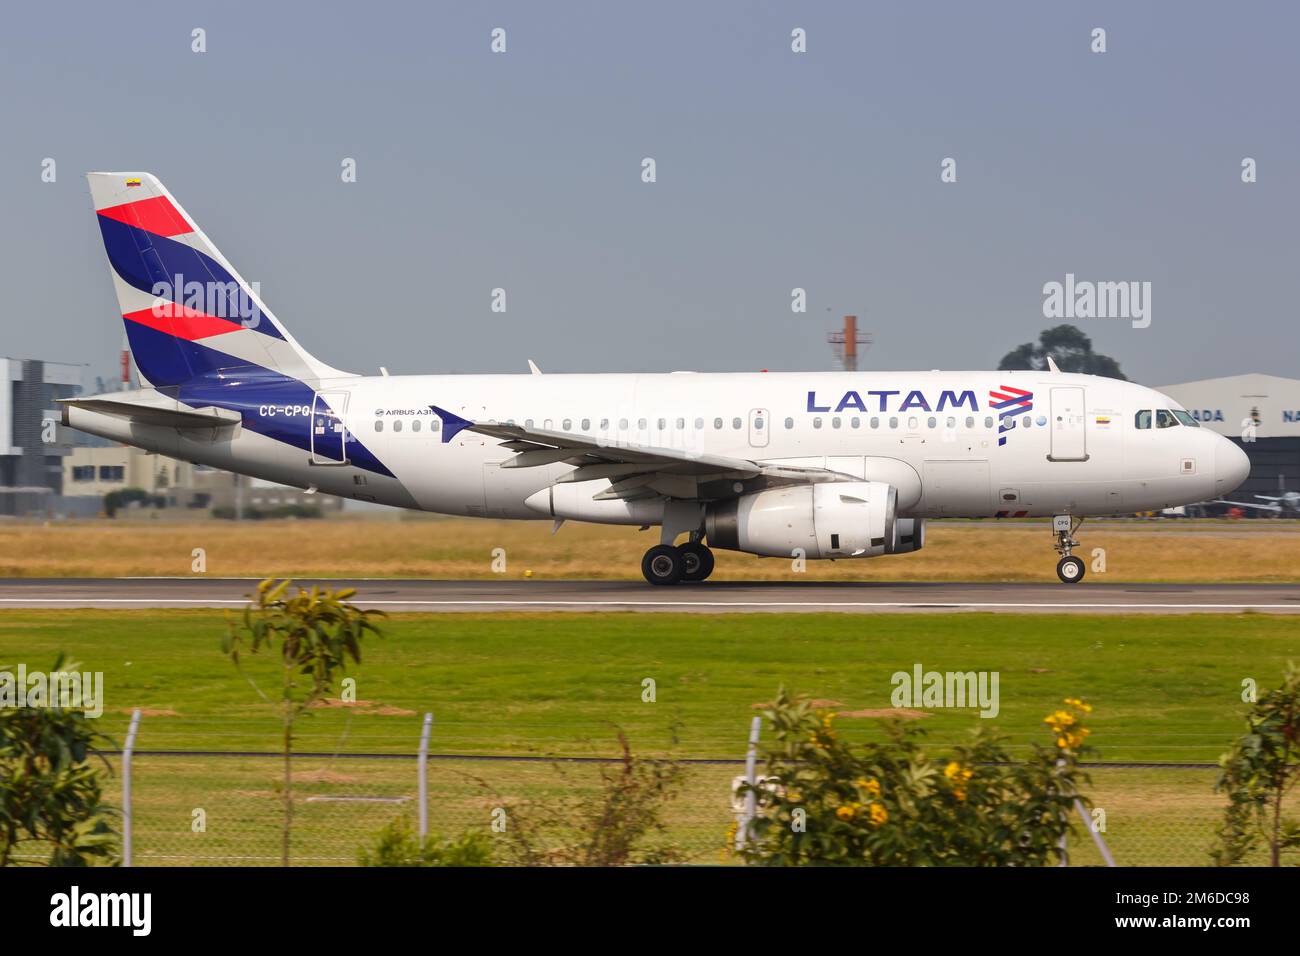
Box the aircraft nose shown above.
[1214,438,1250,495]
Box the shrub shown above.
[736,689,1093,866]
[0,658,118,867]
[1213,662,1300,867]
[493,731,686,866]
[359,817,494,867]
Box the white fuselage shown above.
[69,369,1250,524]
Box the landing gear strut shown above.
[1052,515,1086,584]
[641,539,715,586]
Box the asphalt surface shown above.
[0,578,1298,613]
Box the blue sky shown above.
[2,0,1296,385]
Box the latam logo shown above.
[806,389,979,414]
[990,386,1033,446]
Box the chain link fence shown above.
[83,712,1286,867]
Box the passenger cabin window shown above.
[393,420,403,433]
[713,418,723,429]
[411,419,421,432]
[374,421,383,432]
[784,417,794,429]
[581,418,590,430]
[732,417,742,429]
[694,418,704,429]
[1156,409,1178,428]
[754,416,764,430]
[1134,410,1152,429]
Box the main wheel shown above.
[677,542,715,582]
[1056,555,1086,584]
[642,544,684,586]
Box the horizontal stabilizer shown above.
[59,395,242,430]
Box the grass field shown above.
[2,515,1298,581]
[6,607,1297,866]
[4,608,1297,762]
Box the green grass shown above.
[3,609,1298,763]
[6,609,1296,866]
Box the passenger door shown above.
[1048,386,1088,462]
[310,390,349,464]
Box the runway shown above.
[1,578,1298,614]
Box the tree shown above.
[222,579,384,865]
[0,657,118,867]
[998,324,1126,380]
[1213,663,1300,867]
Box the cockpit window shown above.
[1156,409,1178,428]
[1173,410,1199,427]
[1134,410,1152,429]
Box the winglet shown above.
[430,405,474,443]
[527,359,542,375]
[1046,355,1061,374]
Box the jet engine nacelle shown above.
[705,481,898,559]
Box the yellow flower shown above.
[944,761,960,779]
[856,777,882,797]
[868,803,888,826]
[836,805,855,821]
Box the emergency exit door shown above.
[748,408,770,448]
[1048,387,1088,462]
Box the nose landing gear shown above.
[1053,514,1086,584]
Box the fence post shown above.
[1076,798,1117,867]
[734,715,762,852]
[122,708,142,867]
[417,712,433,840]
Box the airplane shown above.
[63,173,1252,586]
[1217,491,1300,517]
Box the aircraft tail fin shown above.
[86,172,347,389]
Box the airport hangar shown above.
[1160,373,1300,510]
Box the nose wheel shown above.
[1052,515,1086,584]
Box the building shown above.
[62,445,199,507]
[0,357,83,515]
[1159,373,1300,512]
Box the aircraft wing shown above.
[431,405,855,500]
[1217,498,1281,513]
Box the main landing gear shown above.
[1052,514,1086,584]
[641,540,715,586]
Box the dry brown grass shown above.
[0,515,1296,582]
